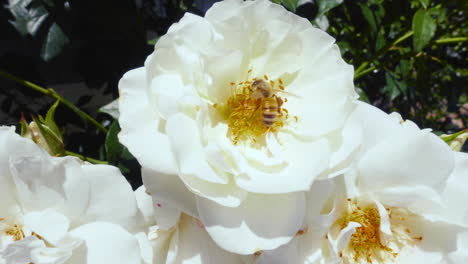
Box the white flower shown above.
[0,127,142,264]
[118,0,359,254]
[252,103,468,264]
[133,186,244,264]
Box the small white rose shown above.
[253,103,468,264]
[0,127,142,264]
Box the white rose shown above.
[253,103,468,264]
[133,186,244,264]
[0,127,142,264]
[118,0,359,254]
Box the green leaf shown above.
[383,72,407,100]
[440,130,468,152]
[147,36,160,46]
[281,0,298,12]
[40,23,70,61]
[412,8,437,52]
[105,121,122,162]
[356,87,370,103]
[8,0,49,36]
[45,99,62,137]
[395,60,411,78]
[316,0,343,17]
[31,115,65,156]
[418,0,429,9]
[105,121,135,173]
[428,6,446,23]
[375,29,386,50]
[359,3,385,36]
[105,121,134,164]
[20,116,28,136]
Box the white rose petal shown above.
[134,187,243,264]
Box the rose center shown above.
[214,72,294,145]
[334,199,423,264]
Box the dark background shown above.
[0,0,466,188]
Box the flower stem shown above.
[435,37,468,44]
[0,70,108,133]
[354,66,377,80]
[65,151,108,164]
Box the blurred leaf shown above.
[360,3,385,36]
[147,36,160,46]
[8,0,49,36]
[375,29,386,50]
[356,87,370,103]
[418,0,429,9]
[428,6,446,23]
[99,99,120,119]
[412,8,437,52]
[440,130,468,152]
[281,0,298,12]
[337,41,351,56]
[384,72,407,100]
[316,0,343,17]
[105,121,134,173]
[395,60,411,78]
[40,23,70,61]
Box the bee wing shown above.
[272,88,300,98]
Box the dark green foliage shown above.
[7,0,69,61]
[104,121,142,188]
[105,121,135,175]
[40,22,69,61]
[325,0,467,133]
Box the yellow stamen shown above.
[215,76,291,144]
[5,224,25,241]
[334,199,423,264]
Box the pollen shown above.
[2,219,45,242]
[215,76,293,145]
[334,199,423,264]
[5,224,25,241]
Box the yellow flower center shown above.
[5,223,25,241]
[214,72,296,145]
[334,199,423,264]
[1,217,43,242]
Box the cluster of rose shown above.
[1,0,467,263]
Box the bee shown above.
[250,79,284,127]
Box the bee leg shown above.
[275,96,283,111]
[248,103,262,122]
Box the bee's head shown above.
[251,79,271,97]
